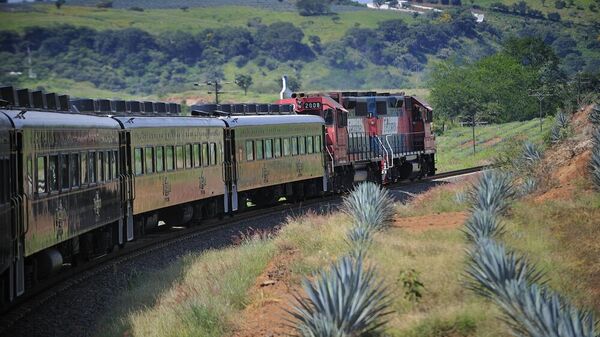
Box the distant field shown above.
[0,4,412,43]
[436,118,553,172]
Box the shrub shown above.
[343,182,395,232]
[398,269,424,302]
[469,170,515,215]
[463,209,504,242]
[289,255,391,337]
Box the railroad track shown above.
[0,165,484,335]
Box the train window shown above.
[111,151,118,180]
[193,144,200,167]
[256,140,263,160]
[185,144,192,168]
[176,145,184,169]
[315,135,321,153]
[156,147,164,172]
[60,154,69,190]
[36,156,46,193]
[145,147,154,174]
[283,138,290,156]
[307,136,314,154]
[97,152,104,182]
[337,111,348,127]
[274,138,281,158]
[376,101,387,115]
[89,152,96,184]
[291,137,298,156]
[299,136,306,154]
[210,143,217,166]
[324,109,334,125]
[355,102,368,116]
[265,139,273,159]
[246,141,254,161]
[70,153,79,187]
[48,155,58,192]
[202,143,209,166]
[104,151,110,181]
[134,148,143,176]
[166,146,174,171]
[81,152,88,186]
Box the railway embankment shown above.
[88,106,600,337]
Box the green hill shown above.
[0,1,598,101]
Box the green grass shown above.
[0,4,413,44]
[503,181,600,313]
[436,118,553,172]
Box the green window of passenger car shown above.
[202,143,209,167]
[210,143,217,166]
[166,146,174,171]
[299,136,306,155]
[145,147,154,174]
[265,139,273,159]
[156,147,164,172]
[104,151,110,181]
[112,150,118,180]
[60,154,69,190]
[185,144,192,168]
[36,156,46,193]
[283,138,290,156]
[256,140,264,160]
[176,145,184,169]
[307,136,314,154]
[315,135,322,153]
[80,152,88,186]
[246,141,254,161]
[193,144,201,167]
[48,155,58,192]
[134,148,143,176]
[89,152,96,183]
[291,137,298,156]
[98,152,105,182]
[70,153,79,187]
[274,138,281,158]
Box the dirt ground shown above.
[392,211,467,232]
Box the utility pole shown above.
[528,88,552,132]
[194,79,231,105]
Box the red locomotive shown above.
[277,91,435,189]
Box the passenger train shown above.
[0,85,434,306]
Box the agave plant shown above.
[343,182,395,232]
[592,128,600,147]
[469,170,515,216]
[463,209,504,242]
[466,238,544,300]
[589,105,600,126]
[289,255,391,337]
[590,144,600,190]
[345,225,373,256]
[555,111,570,130]
[492,279,598,337]
[519,177,538,196]
[522,141,543,166]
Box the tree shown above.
[55,0,65,9]
[234,74,253,95]
[547,12,561,21]
[296,0,331,16]
[96,0,112,8]
[308,35,322,53]
[503,36,559,69]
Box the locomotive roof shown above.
[221,114,324,128]
[0,111,12,129]
[112,115,226,129]
[1,109,121,129]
